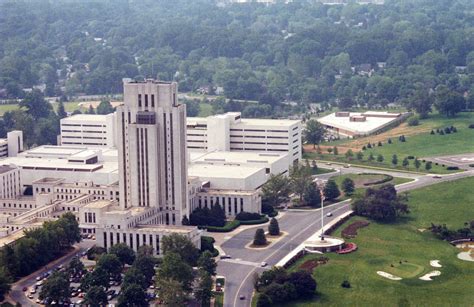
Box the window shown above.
[138,94,142,107]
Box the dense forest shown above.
[1,0,474,116]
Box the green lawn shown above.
[307,112,474,174]
[0,104,21,115]
[283,177,474,307]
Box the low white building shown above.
[60,113,117,148]
[317,111,409,138]
[187,112,302,167]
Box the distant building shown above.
[60,114,117,148]
[317,111,409,138]
[0,131,23,158]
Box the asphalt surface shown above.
[9,239,95,306]
[218,164,474,307]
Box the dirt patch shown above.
[299,257,329,272]
[341,220,370,239]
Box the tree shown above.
[425,161,432,171]
[414,158,421,170]
[289,165,312,204]
[376,154,384,162]
[19,89,53,119]
[67,256,85,277]
[96,254,122,279]
[353,184,409,222]
[368,153,374,161]
[345,149,354,159]
[304,119,325,148]
[407,86,433,119]
[261,174,291,208]
[197,251,217,276]
[341,178,355,196]
[81,267,109,291]
[323,179,340,201]
[181,215,190,226]
[57,101,67,119]
[257,294,273,307]
[161,233,200,266]
[268,218,280,236]
[253,229,267,246]
[392,154,398,166]
[122,267,147,290]
[0,269,11,302]
[402,157,409,168]
[84,286,108,307]
[96,100,115,114]
[87,105,96,114]
[194,271,213,307]
[356,151,363,160]
[304,183,321,208]
[156,252,194,291]
[156,277,187,306]
[287,270,317,298]
[333,146,338,155]
[434,85,465,117]
[39,272,70,303]
[117,284,148,307]
[109,243,136,266]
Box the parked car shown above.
[260,262,267,267]
[326,212,333,217]
[432,175,442,179]
[220,255,231,259]
[239,295,245,300]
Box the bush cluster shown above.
[236,211,262,221]
[190,205,226,227]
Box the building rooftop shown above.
[84,200,115,209]
[0,165,16,174]
[188,163,263,179]
[317,111,404,135]
[62,114,111,122]
[189,151,287,166]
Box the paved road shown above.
[218,164,474,307]
[217,201,351,307]
[9,240,95,305]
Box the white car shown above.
[326,212,333,217]
[261,262,268,267]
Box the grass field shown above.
[283,177,474,306]
[305,112,474,174]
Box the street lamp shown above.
[315,179,327,241]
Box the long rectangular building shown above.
[60,113,117,148]
[187,112,302,166]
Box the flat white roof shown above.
[317,112,402,135]
[188,163,263,179]
[189,150,287,165]
[62,114,111,122]
[186,115,300,128]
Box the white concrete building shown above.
[1,145,119,186]
[0,165,21,199]
[0,131,23,158]
[60,113,117,147]
[317,111,409,138]
[187,112,302,167]
[118,79,189,224]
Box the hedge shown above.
[361,173,394,186]
[268,210,279,218]
[206,220,241,232]
[239,216,269,225]
[446,166,459,170]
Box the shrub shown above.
[387,138,392,144]
[268,210,278,218]
[469,164,474,168]
[362,145,366,150]
[407,116,419,126]
[469,124,474,129]
[240,216,269,225]
[430,130,435,135]
[440,130,445,135]
[377,141,382,146]
[268,218,280,236]
[253,229,267,246]
[451,126,457,133]
[407,155,415,159]
[446,166,459,170]
[206,220,240,233]
[444,127,451,134]
[367,143,372,149]
[236,211,262,221]
[341,280,351,288]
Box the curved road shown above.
[218,165,474,307]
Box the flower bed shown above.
[337,242,358,254]
[341,220,370,238]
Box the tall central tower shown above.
[117,79,188,225]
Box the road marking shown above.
[232,202,352,307]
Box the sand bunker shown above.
[430,260,442,267]
[457,251,474,262]
[419,270,441,281]
[377,271,402,280]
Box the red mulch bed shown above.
[337,242,358,254]
[341,220,370,238]
[299,257,328,272]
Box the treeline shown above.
[1,0,474,116]
[0,213,81,279]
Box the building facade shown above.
[60,113,117,147]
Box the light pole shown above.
[316,180,327,241]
